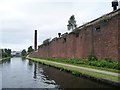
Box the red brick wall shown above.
[118,13,120,60]
[93,15,119,60]
[29,11,119,61]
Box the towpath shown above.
[50,61,119,77]
[27,57,119,77]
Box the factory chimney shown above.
[112,0,118,11]
[34,30,37,51]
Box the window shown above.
[95,26,101,32]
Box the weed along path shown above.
[27,57,120,87]
[47,61,119,77]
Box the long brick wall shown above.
[29,9,120,61]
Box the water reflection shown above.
[33,63,37,79]
[1,57,117,88]
[2,58,59,88]
[0,62,2,89]
[38,63,117,88]
[22,57,26,60]
[2,58,11,63]
[28,60,33,66]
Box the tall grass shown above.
[37,57,120,70]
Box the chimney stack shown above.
[112,0,118,11]
[58,33,61,37]
[34,30,37,50]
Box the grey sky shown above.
[0,0,115,51]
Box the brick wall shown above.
[118,12,120,60]
[29,9,120,61]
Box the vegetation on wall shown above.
[38,45,43,49]
[88,54,98,61]
[43,38,51,45]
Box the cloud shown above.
[0,0,113,51]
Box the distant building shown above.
[11,51,21,57]
[11,51,16,56]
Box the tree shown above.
[28,46,34,53]
[21,49,27,56]
[1,48,11,58]
[67,15,77,31]
[7,49,11,56]
[43,38,51,45]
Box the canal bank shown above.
[0,57,11,63]
[2,57,117,88]
[27,57,120,87]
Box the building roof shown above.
[79,9,119,29]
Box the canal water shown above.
[0,57,117,89]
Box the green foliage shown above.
[21,49,27,56]
[28,46,34,53]
[41,57,120,70]
[67,15,77,31]
[38,45,43,49]
[43,38,51,45]
[88,55,97,61]
[0,48,11,58]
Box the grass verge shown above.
[33,57,120,73]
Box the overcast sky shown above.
[0,0,117,51]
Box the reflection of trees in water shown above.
[22,57,26,61]
[7,59,11,63]
[2,58,11,64]
[28,60,33,66]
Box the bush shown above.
[40,57,120,70]
[88,55,97,61]
[115,62,120,70]
[97,60,108,67]
[104,58,113,63]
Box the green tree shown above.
[7,49,11,56]
[28,46,34,53]
[1,48,11,58]
[67,15,77,31]
[21,49,27,56]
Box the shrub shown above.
[88,55,97,61]
[40,57,120,70]
[104,58,113,63]
[97,60,108,67]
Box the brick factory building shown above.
[30,9,120,61]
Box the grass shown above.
[27,57,120,82]
[34,57,120,73]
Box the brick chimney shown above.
[34,30,37,50]
[112,0,118,11]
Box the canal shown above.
[0,57,117,89]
